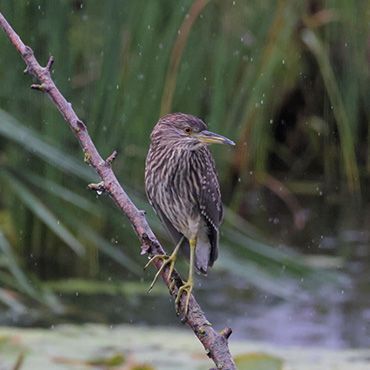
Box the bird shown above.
[144,113,235,315]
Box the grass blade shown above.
[21,171,99,213]
[302,29,360,192]
[2,171,85,256]
[0,109,94,181]
[0,231,38,297]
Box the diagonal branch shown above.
[0,11,236,370]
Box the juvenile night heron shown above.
[145,113,235,314]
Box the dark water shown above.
[1,198,369,349]
[2,257,368,349]
[205,267,369,348]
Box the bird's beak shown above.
[194,130,235,146]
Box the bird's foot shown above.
[144,253,177,292]
[175,278,193,317]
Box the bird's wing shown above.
[150,198,185,246]
[197,152,223,266]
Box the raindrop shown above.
[96,190,103,196]
[75,292,79,297]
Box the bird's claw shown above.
[144,253,177,292]
[144,254,168,270]
[175,280,193,317]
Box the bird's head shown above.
[151,113,235,150]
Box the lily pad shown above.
[235,352,283,370]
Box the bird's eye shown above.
[184,127,192,134]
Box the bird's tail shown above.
[194,233,213,275]
[180,232,218,275]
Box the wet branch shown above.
[0,12,236,370]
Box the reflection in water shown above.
[1,201,369,350]
[202,268,370,349]
[2,259,368,349]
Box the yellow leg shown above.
[144,237,183,292]
[175,237,196,316]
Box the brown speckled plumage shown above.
[145,113,225,274]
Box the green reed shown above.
[0,0,367,307]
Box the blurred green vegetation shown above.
[0,0,369,313]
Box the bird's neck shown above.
[152,139,206,153]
